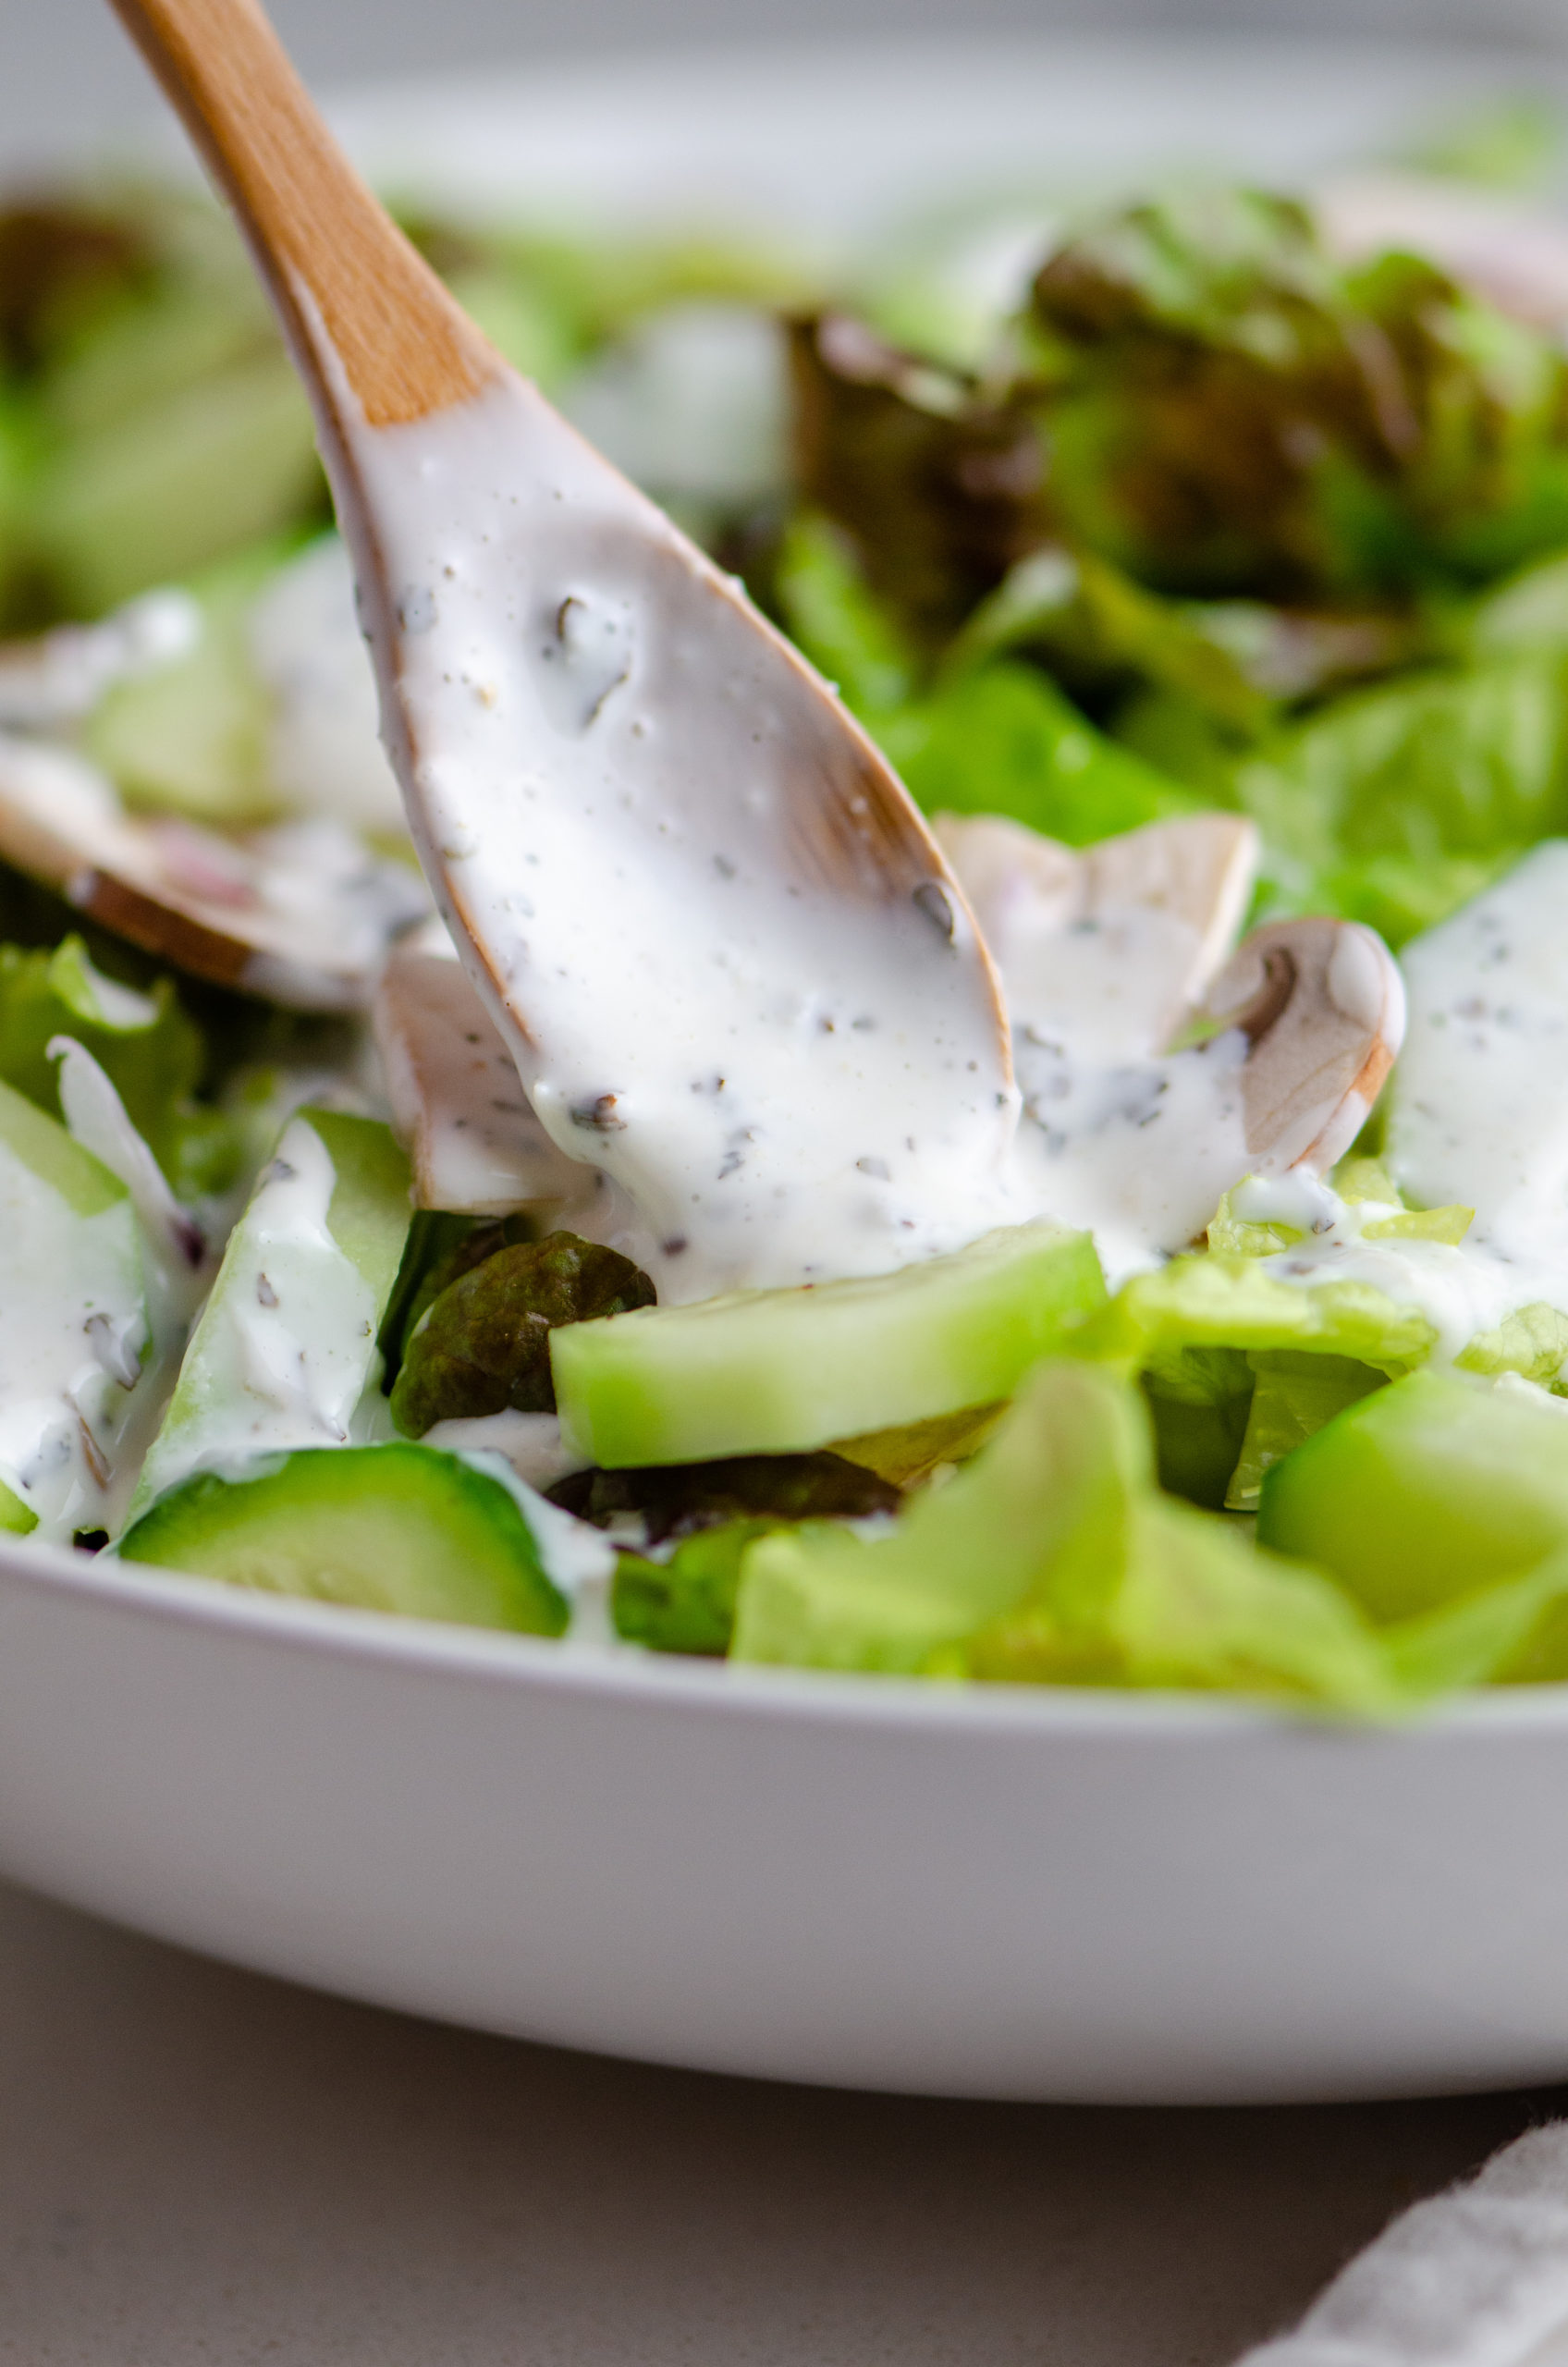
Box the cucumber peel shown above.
[550,1221,1106,1468]
[120,1443,567,1634]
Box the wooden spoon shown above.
[105,0,1016,1302]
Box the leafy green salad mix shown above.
[4,146,1568,1711]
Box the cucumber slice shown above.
[129,1107,411,1515]
[551,1221,1105,1468]
[120,1443,567,1634]
[1257,1367,1568,1622]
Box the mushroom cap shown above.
[0,733,428,1010]
[936,810,1259,1061]
[1202,914,1406,1176]
[373,943,588,1214]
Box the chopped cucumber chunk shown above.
[0,1478,38,1536]
[120,1443,567,1634]
[130,1107,410,1515]
[1257,1367,1568,1622]
[551,1221,1105,1467]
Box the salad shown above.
[3,148,1568,1711]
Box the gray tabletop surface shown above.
[0,1872,1555,2366]
[6,0,1568,2358]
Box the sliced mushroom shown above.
[1200,915,1406,1177]
[373,943,589,1214]
[0,732,428,1010]
[935,810,1259,1061]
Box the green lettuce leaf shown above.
[79,540,288,823]
[1233,653,1568,940]
[946,546,1270,735]
[1207,1169,1472,1258]
[1224,1351,1386,1513]
[961,1493,1395,1709]
[771,512,917,716]
[734,1359,1146,1674]
[1140,1346,1254,1511]
[1455,1303,1568,1388]
[1380,1549,1568,1695]
[0,934,237,1198]
[1090,1252,1437,1378]
[612,1517,774,1657]
[734,1358,1395,1708]
[878,664,1200,842]
[787,312,1049,648]
[771,513,1201,843]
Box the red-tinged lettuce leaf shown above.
[390,1230,656,1434]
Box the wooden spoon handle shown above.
[108,0,490,426]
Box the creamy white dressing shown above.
[334,364,1020,1304]
[51,1039,210,1328]
[1010,1026,1252,1282]
[421,1407,591,1490]
[1388,843,1568,1272]
[248,537,408,836]
[939,811,1258,1065]
[0,1137,148,1541]
[1227,1171,1568,1366]
[0,591,199,730]
[235,817,430,1006]
[448,1443,614,1600]
[131,1115,382,1512]
[934,816,1260,1279]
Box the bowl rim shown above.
[9,1527,1568,1745]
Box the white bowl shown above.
[6,1539,1568,2104]
[7,31,1568,2104]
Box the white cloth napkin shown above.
[1234,2126,1568,2367]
